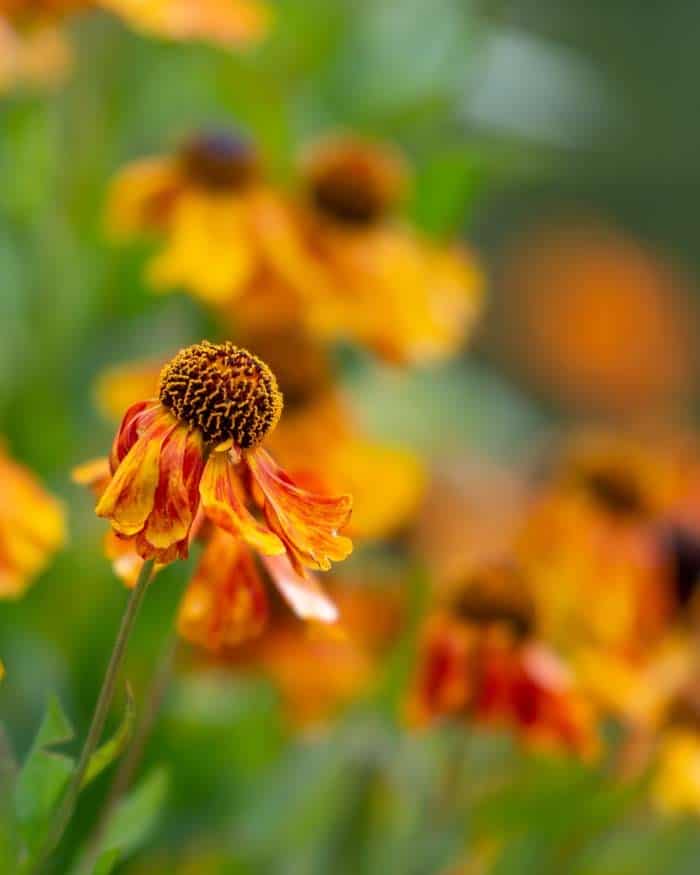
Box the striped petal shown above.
[247,448,352,572]
[199,450,285,556]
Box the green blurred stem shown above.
[79,632,178,875]
[30,559,155,875]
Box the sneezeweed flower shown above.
[406,563,597,756]
[93,341,353,626]
[517,434,683,656]
[262,135,484,365]
[91,325,426,541]
[0,441,65,598]
[107,131,284,305]
[98,0,270,46]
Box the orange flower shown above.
[92,341,352,628]
[517,433,685,656]
[190,577,404,726]
[106,131,286,305]
[491,219,698,417]
[98,0,270,46]
[253,135,484,365]
[0,441,65,598]
[407,582,597,756]
[93,327,425,542]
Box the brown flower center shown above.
[179,132,258,191]
[305,140,406,226]
[158,341,283,449]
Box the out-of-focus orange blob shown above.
[493,220,698,416]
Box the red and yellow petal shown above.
[178,528,269,650]
[96,414,177,536]
[261,553,338,624]
[199,449,285,556]
[247,448,352,572]
[144,425,205,549]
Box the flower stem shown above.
[30,559,155,875]
[78,632,178,875]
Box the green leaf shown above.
[82,684,136,789]
[14,696,75,853]
[95,768,168,866]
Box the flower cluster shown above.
[108,131,483,366]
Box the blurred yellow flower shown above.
[0,442,65,598]
[260,135,484,365]
[518,434,683,655]
[99,0,270,46]
[107,131,285,305]
[653,729,700,816]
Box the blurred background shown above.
[2,1,700,873]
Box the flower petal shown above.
[145,425,204,549]
[178,529,269,650]
[262,553,338,624]
[247,448,352,571]
[96,413,176,535]
[199,450,285,556]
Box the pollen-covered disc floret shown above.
[158,341,283,449]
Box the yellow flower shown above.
[653,729,700,816]
[106,131,285,305]
[0,442,65,598]
[98,0,271,46]
[255,135,485,365]
[86,342,352,635]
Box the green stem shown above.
[79,633,178,875]
[29,559,155,875]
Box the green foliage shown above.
[14,696,75,857]
[82,685,135,790]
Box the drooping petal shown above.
[109,399,162,471]
[261,553,338,624]
[247,448,352,571]
[96,412,177,536]
[145,425,205,549]
[178,529,269,650]
[199,450,285,556]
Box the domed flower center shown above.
[306,140,405,226]
[158,341,283,449]
[179,132,259,191]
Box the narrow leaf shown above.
[82,684,135,789]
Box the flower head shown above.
[93,341,352,626]
[407,567,597,755]
[253,135,484,365]
[107,131,282,305]
[0,443,65,598]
